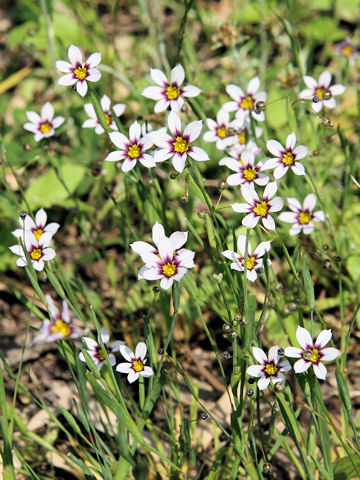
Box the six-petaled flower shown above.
[116,342,154,383]
[278,194,326,235]
[12,208,60,242]
[23,102,65,142]
[79,327,125,370]
[82,94,125,134]
[299,71,345,113]
[9,232,56,271]
[105,121,156,172]
[285,326,341,380]
[141,64,201,113]
[151,111,209,173]
[131,224,195,290]
[224,149,269,187]
[262,132,307,179]
[32,295,87,344]
[232,182,284,230]
[223,77,267,122]
[222,235,271,282]
[56,44,102,97]
[246,346,291,390]
[203,109,237,150]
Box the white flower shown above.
[82,95,125,134]
[12,208,60,242]
[56,44,102,97]
[31,295,87,344]
[222,234,271,282]
[116,342,154,383]
[9,232,56,271]
[223,77,267,122]
[224,149,269,187]
[278,194,326,235]
[151,111,209,173]
[104,121,156,172]
[246,346,291,390]
[141,64,201,113]
[79,327,125,371]
[203,109,237,150]
[130,221,188,261]
[232,182,283,231]
[219,139,261,168]
[131,223,195,290]
[262,132,307,179]
[299,71,345,113]
[23,102,65,142]
[285,326,341,380]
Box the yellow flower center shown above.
[51,319,71,337]
[173,136,189,153]
[240,96,254,110]
[165,85,181,100]
[253,201,268,217]
[238,130,246,144]
[162,262,177,277]
[40,122,52,133]
[303,348,320,363]
[315,88,325,100]
[128,144,141,159]
[299,212,311,224]
[241,256,256,270]
[264,364,278,376]
[97,348,106,360]
[33,228,44,241]
[105,113,112,125]
[132,360,144,372]
[74,66,87,80]
[243,168,257,181]
[217,127,227,138]
[30,248,42,260]
[341,45,354,57]
[282,152,294,165]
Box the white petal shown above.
[247,76,260,94]
[225,84,244,101]
[263,181,278,200]
[129,121,141,143]
[139,154,156,168]
[150,68,168,86]
[315,329,332,349]
[23,122,38,133]
[189,146,209,162]
[268,197,284,212]
[169,231,187,250]
[84,103,96,118]
[56,60,72,72]
[113,103,125,116]
[86,52,101,68]
[268,345,279,363]
[236,235,248,256]
[41,102,54,121]
[184,120,202,142]
[172,153,186,173]
[168,111,181,136]
[87,69,101,83]
[319,70,331,88]
[141,86,163,100]
[287,197,302,212]
[274,165,288,179]
[303,75,317,89]
[293,145,308,160]
[257,377,270,390]
[109,131,129,149]
[135,341,147,360]
[120,345,134,362]
[294,359,311,373]
[278,212,297,223]
[116,362,132,374]
[160,277,174,290]
[262,215,275,230]
[68,45,83,65]
[252,346,267,364]
[154,99,169,113]
[253,241,271,257]
[231,202,249,213]
[99,327,110,344]
[321,348,341,362]
[246,365,263,377]
[284,347,303,358]
[52,116,65,128]
[286,132,296,150]
[26,111,41,124]
[122,158,136,172]
[76,80,88,97]
[140,366,154,377]
[296,326,313,350]
[329,84,345,96]
[267,139,284,157]
[241,183,258,204]
[170,64,185,85]
[242,213,259,228]
[303,194,316,212]
[182,85,201,97]
[105,150,124,162]
[291,163,305,176]
[313,363,327,380]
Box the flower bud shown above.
[19,211,27,219]
[222,351,230,359]
[218,180,228,191]
[274,382,285,392]
[222,323,231,332]
[246,388,254,397]
[199,411,208,420]
[198,210,208,219]
[153,286,160,293]
[158,348,164,355]
[312,96,320,103]
[263,462,273,474]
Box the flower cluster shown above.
[247,326,341,389]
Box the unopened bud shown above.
[198,210,208,219]
[229,329,237,337]
[278,347,284,356]
[323,244,329,250]
[323,117,333,128]
[218,180,228,191]
[23,143,32,152]
[248,377,255,384]
[19,210,27,219]
[333,255,342,262]
[313,150,320,156]
[246,388,254,397]
[170,172,179,180]
[312,96,320,103]
[180,194,188,203]
[240,316,248,325]
[322,259,331,269]
[153,286,160,293]
[263,462,273,474]
[223,323,231,332]
[92,168,101,177]
[255,100,266,111]
[274,382,285,392]
[158,348,164,355]
[188,467,198,478]
[199,411,208,420]
[222,351,230,359]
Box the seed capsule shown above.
[246,388,254,397]
[323,90,332,100]
[218,180,228,191]
[312,96,320,103]
[222,351,230,359]
[19,210,27,219]
[199,411,208,420]
[158,348,164,355]
[153,286,160,293]
[255,100,266,111]
[274,381,285,392]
